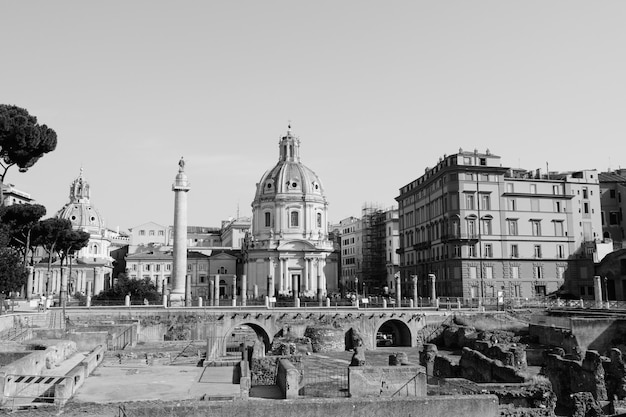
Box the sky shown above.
[2,1,626,232]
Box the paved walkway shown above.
[72,364,240,403]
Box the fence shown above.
[300,366,349,398]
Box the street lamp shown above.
[355,277,359,300]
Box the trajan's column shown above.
[171,157,190,303]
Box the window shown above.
[158,230,164,236]
[453,245,461,258]
[467,219,476,237]
[610,189,616,198]
[290,211,299,227]
[534,266,543,279]
[530,184,537,194]
[187,264,192,272]
[139,230,145,236]
[508,198,516,211]
[469,266,477,279]
[149,230,155,236]
[468,244,476,257]
[317,213,322,228]
[144,264,151,272]
[156,264,161,272]
[610,212,620,225]
[531,199,539,212]
[480,194,491,210]
[583,202,590,214]
[511,266,519,279]
[200,276,206,283]
[557,266,565,280]
[484,244,493,258]
[466,194,475,210]
[265,212,271,227]
[534,245,542,258]
[484,266,493,279]
[531,220,542,236]
[511,244,519,258]
[557,245,565,259]
[481,218,492,235]
[132,264,137,271]
[553,185,561,195]
[514,285,521,297]
[166,264,171,271]
[554,221,564,236]
[583,188,588,199]
[555,201,562,212]
[507,219,518,236]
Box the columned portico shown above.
[242,127,338,300]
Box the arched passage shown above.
[224,322,272,357]
[376,319,412,348]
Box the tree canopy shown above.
[56,229,90,267]
[0,247,27,295]
[0,203,46,263]
[31,218,73,268]
[93,274,161,304]
[0,104,57,205]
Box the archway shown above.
[224,322,271,359]
[376,319,412,348]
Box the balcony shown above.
[413,242,431,250]
[441,233,480,243]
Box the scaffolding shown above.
[360,203,388,294]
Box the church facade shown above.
[31,170,123,299]
[242,128,338,301]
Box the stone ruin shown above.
[420,318,626,416]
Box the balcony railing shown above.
[441,233,479,242]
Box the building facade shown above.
[396,149,602,303]
[243,127,338,301]
[1,183,33,206]
[332,216,361,296]
[599,169,626,250]
[32,170,116,298]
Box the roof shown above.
[599,172,626,183]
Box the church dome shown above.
[254,128,326,202]
[56,169,105,232]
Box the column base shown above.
[169,291,185,307]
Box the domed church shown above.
[243,127,337,301]
[31,169,115,299]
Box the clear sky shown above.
[2,1,625,232]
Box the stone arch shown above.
[225,321,272,355]
[376,319,412,348]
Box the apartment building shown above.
[599,169,626,250]
[396,149,602,302]
[332,206,400,297]
[333,216,360,295]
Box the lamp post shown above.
[355,277,359,300]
